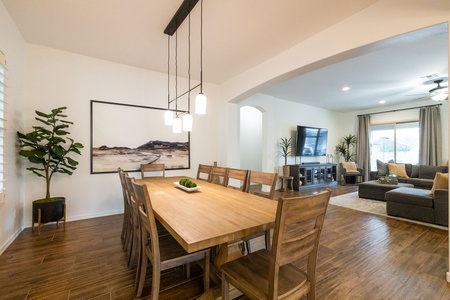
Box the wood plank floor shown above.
[1,182,449,299]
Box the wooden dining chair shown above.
[221,189,332,300]
[197,164,213,181]
[118,168,131,251]
[210,166,229,186]
[225,168,249,192]
[140,163,165,179]
[243,171,278,253]
[134,182,211,298]
[123,173,140,269]
[246,170,277,200]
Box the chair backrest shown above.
[226,168,249,191]
[118,167,127,200]
[197,164,212,181]
[247,171,277,199]
[140,163,165,179]
[135,184,161,270]
[124,173,136,202]
[341,162,357,171]
[210,166,229,186]
[268,189,331,299]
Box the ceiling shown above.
[1,0,449,112]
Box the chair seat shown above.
[221,249,309,299]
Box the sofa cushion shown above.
[431,172,449,196]
[404,164,413,177]
[419,165,448,179]
[411,165,420,178]
[401,178,434,189]
[386,187,434,207]
[388,163,409,178]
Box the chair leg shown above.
[222,273,230,300]
[264,230,271,251]
[136,255,148,297]
[204,251,210,292]
[151,262,161,300]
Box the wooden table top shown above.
[137,176,277,253]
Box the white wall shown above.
[0,2,27,253]
[22,44,220,226]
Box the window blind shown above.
[0,50,6,205]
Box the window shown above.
[0,50,5,205]
[370,121,419,171]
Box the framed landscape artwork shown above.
[90,100,190,174]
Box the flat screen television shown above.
[295,126,328,156]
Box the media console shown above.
[289,163,337,190]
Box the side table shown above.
[279,176,294,192]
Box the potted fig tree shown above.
[17,107,83,234]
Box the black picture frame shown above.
[90,100,190,174]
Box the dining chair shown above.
[243,170,278,253]
[197,164,213,181]
[246,170,277,200]
[221,189,332,300]
[123,173,140,269]
[140,163,165,179]
[225,168,249,192]
[118,168,131,251]
[134,182,211,298]
[210,166,229,186]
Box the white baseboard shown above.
[0,227,23,256]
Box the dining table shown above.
[137,176,278,266]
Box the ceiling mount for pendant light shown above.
[429,79,448,101]
[162,0,206,132]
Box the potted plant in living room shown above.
[335,133,357,162]
[280,137,292,177]
[17,107,84,234]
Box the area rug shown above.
[329,192,447,230]
[330,192,387,217]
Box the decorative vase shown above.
[282,165,290,177]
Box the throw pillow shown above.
[387,163,409,178]
[376,159,389,176]
[431,172,449,196]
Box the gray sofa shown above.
[370,162,448,189]
[385,187,448,226]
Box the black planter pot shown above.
[32,197,66,234]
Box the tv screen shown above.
[296,126,328,156]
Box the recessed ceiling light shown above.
[379,100,386,104]
[342,86,350,91]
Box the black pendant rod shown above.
[164,0,199,36]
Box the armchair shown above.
[339,162,363,184]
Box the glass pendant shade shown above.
[182,114,193,131]
[430,87,448,101]
[172,117,182,133]
[195,93,207,114]
[164,110,174,125]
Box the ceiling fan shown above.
[429,79,448,101]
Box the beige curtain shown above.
[357,115,370,181]
[419,106,442,165]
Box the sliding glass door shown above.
[369,121,419,171]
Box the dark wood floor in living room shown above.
[1,182,449,299]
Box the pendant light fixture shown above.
[163,0,206,132]
[429,79,448,101]
[195,0,206,115]
[164,36,174,125]
[183,11,193,132]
